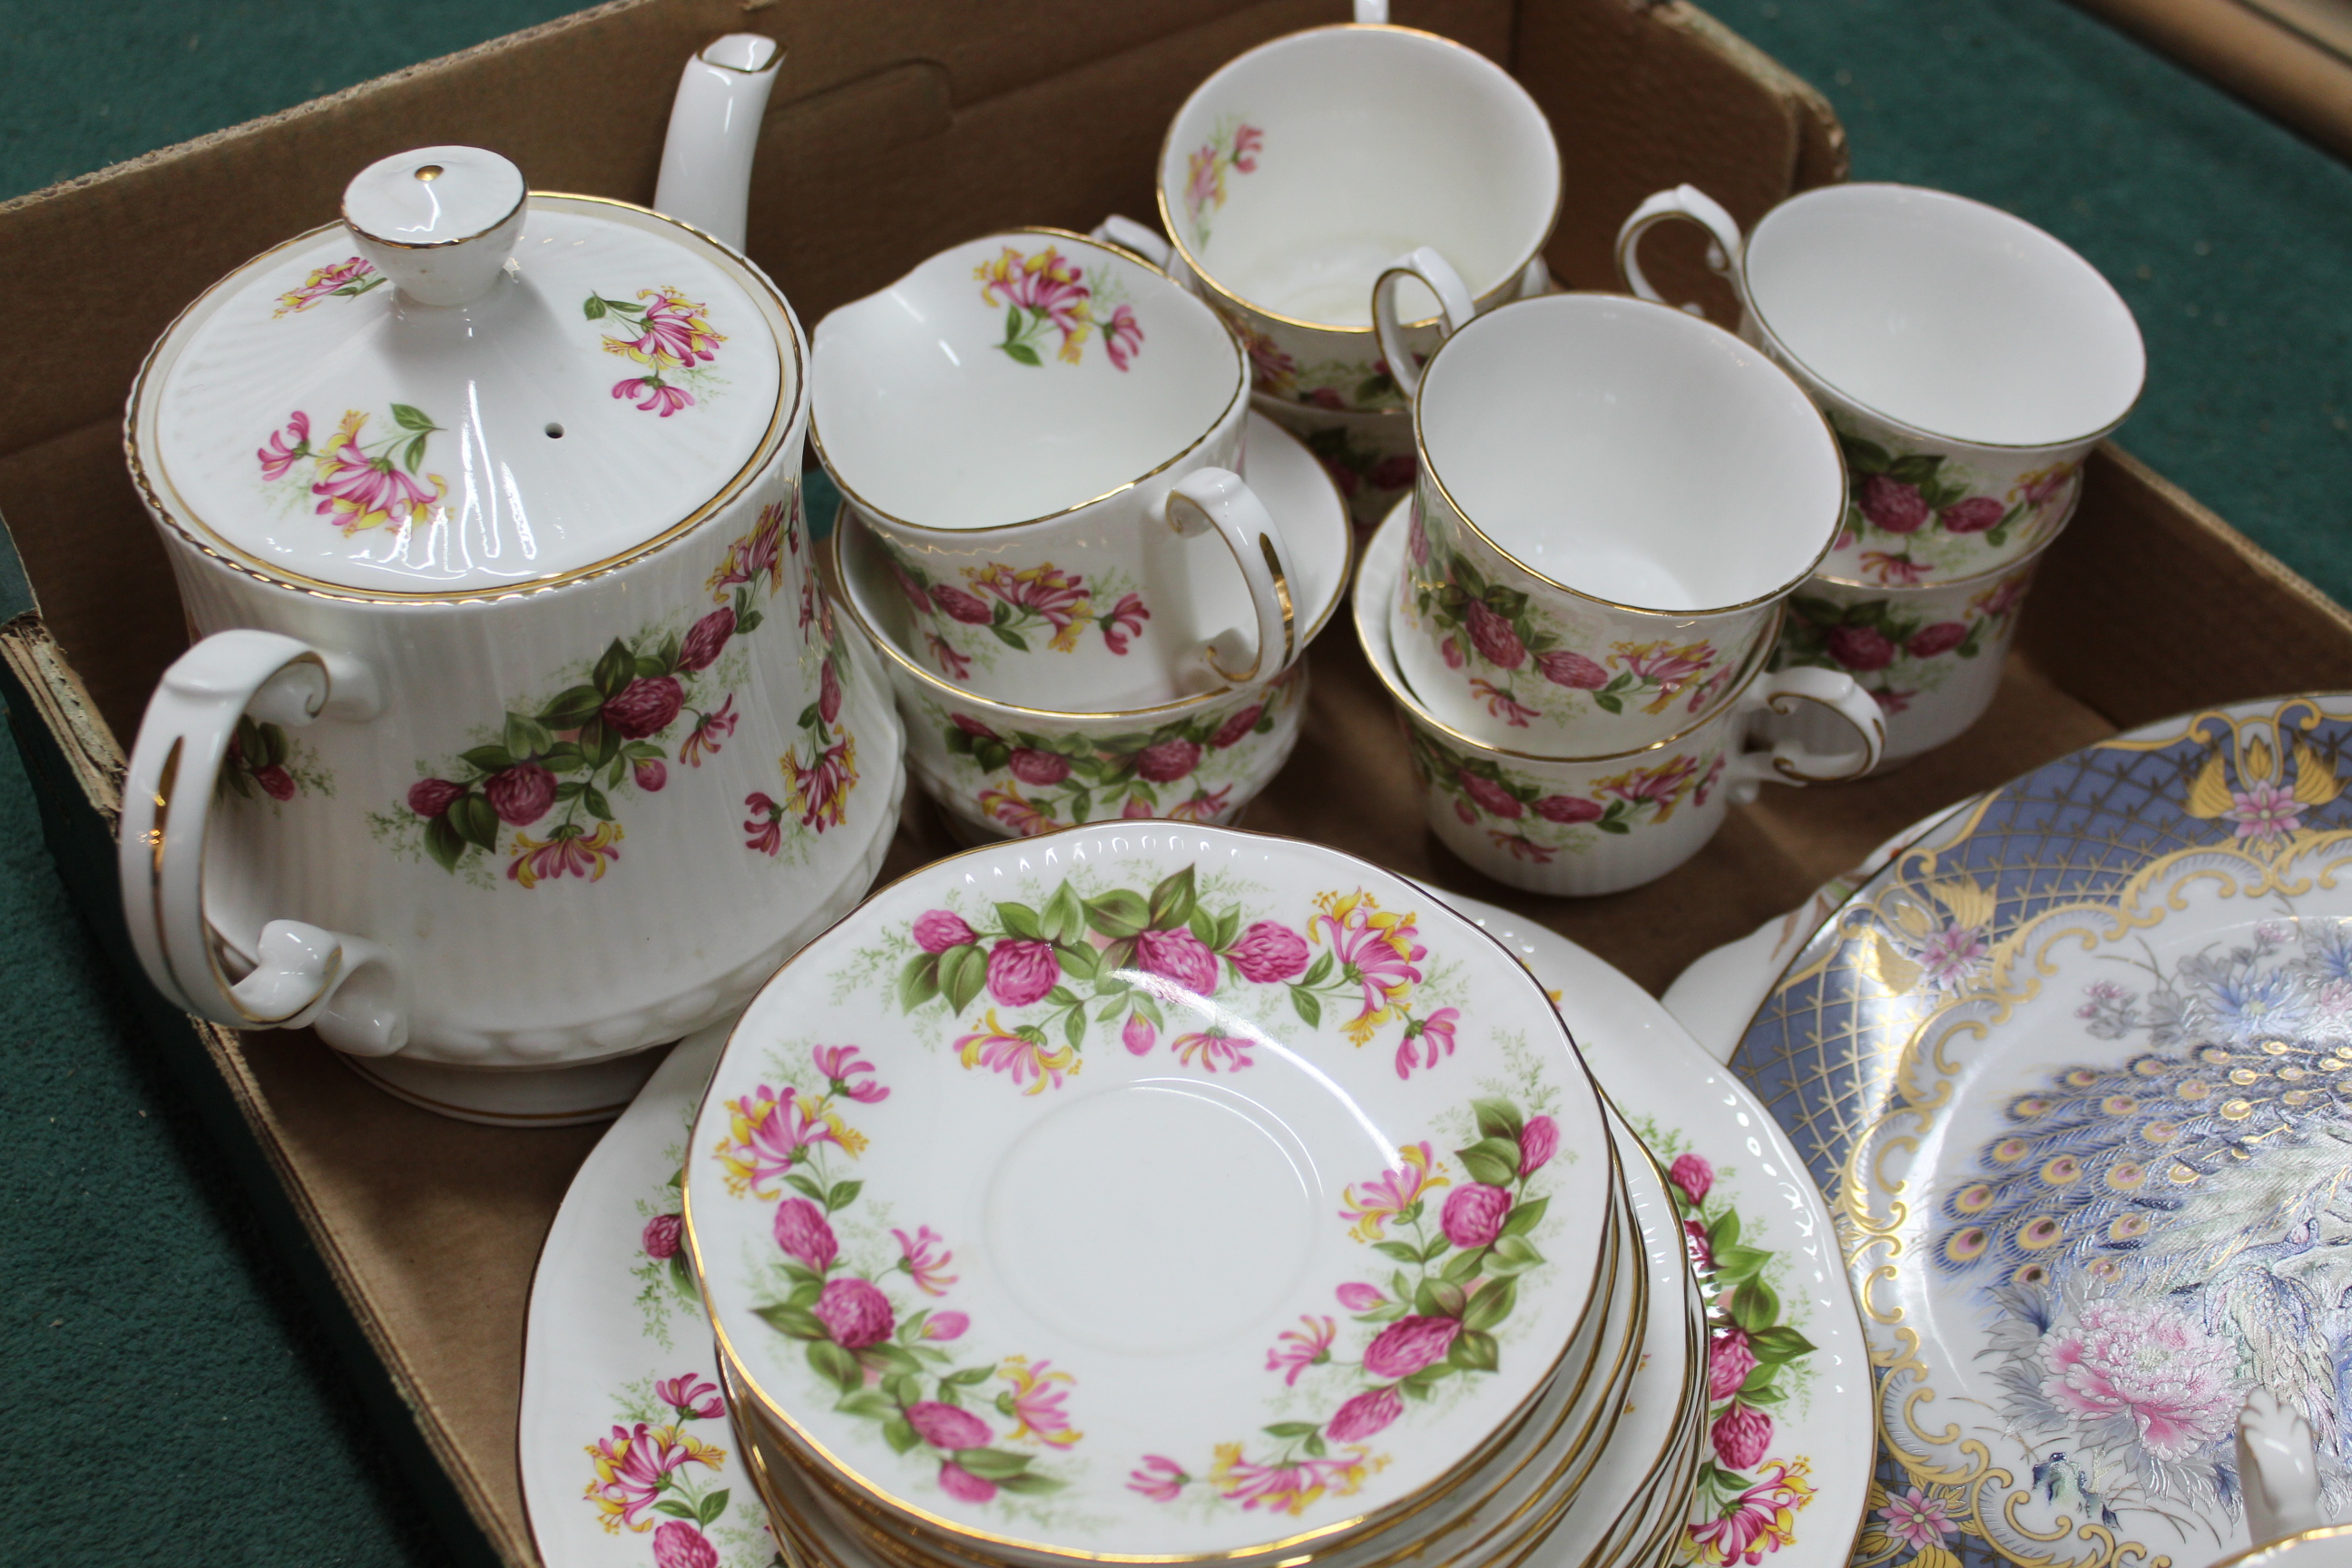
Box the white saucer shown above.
[519,1020,776,1567]
[1427,889,1877,1568]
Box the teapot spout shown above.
[653,34,782,253]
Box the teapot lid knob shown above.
[342,146,526,307]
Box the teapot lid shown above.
[128,146,799,597]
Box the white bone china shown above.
[812,230,1302,711]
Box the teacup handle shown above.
[1725,667,1886,799]
[118,629,409,1056]
[1089,215,1174,272]
[1615,184,1748,318]
[1158,468,1301,686]
[1371,247,1475,398]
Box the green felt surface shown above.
[3,0,2348,1563]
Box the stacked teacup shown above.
[813,230,1353,840]
[1615,182,2147,769]
[1352,288,1889,897]
[1095,22,1563,531]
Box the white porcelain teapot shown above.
[114,38,904,1124]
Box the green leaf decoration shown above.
[827,1179,863,1210]
[1455,1137,1523,1189]
[460,744,515,774]
[256,721,289,768]
[1262,1421,1320,1439]
[898,953,942,1013]
[949,1447,1034,1481]
[1499,1196,1548,1239]
[451,792,502,852]
[1841,436,1892,475]
[1301,951,1334,986]
[1487,1234,1545,1275]
[882,1418,921,1455]
[1887,454,1944,485]
[583,297,608,319]
[1291,986,1322,1027]
[886,1371,926,1408]
[1002,342,1043,368]
[945,1365,996,1387]
[505,713,553,761]
[654,1500,698,1521]
[994,1472,1063,1494]
[593,640,635,698]
[423,812,466,873]
[754,1302,828,1340]
[1147,866,1197,930]
[836,1391,896,1421]
[537,684,605,730]
[1447,1327,1501,1373]
[1594,693,1623,715]
[807,1339,867,1393]
[1470,1097,1524,1142]
[939,943,989,1014]
[698,1489,730,1527]
[1043,885,1087,946]
[786,1279,823,1309]
[1713,1243,1772,1281]
[1730,1278,1781,1335]
[1440,1247,1485,1283]
[1212,905,1241,952]
[401,436,429,474]
[1709,1210,1742,1250]
[1747,1325,1818,1362]
[996,902,1044,940]
[1372,1240,1421,1264]
[1461,1277,1516,1334]
[390,403,436,432]
[583,785,615,822]
[1084,889,1151,940]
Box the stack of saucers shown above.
[808,227,1352,844]
[682,823,1706,1568]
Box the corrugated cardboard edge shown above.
[2068,0,2352,162]
[1657,0,1852,186]
[0,564,518,1565]
[0,0,647,225]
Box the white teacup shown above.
[1763,534,2051,770]
[1386,292,1847,753]
[1360,497,1884,897]
[1149,24,1559,416]
[812,230,1303,711]
[1616,182,2144,583]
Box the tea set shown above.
[114,14,2345,1568]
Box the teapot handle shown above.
[117,630,408,1056]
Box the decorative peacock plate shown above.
[1729,694,2352,1568]
[683,823,1615,1561]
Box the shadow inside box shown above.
[1241,632,2116,997]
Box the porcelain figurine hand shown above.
[2240,1391,2327,1549]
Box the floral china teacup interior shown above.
[812,230,1238,529]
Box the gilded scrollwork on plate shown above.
[1730,697,2352,1568]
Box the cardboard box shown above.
[3,0,2346,1562]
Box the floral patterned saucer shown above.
[1433,891,1876,1568]
[520,1015,777,1568]
[1727,695,2352,1568]
[728,1106,1701,1568]
[683,824,1618,1561]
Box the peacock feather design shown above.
[1931,913,2352,1522]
